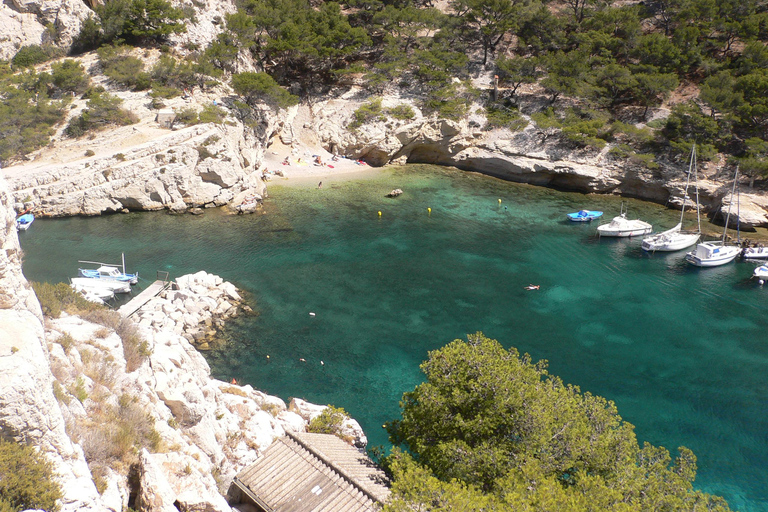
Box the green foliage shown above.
[0,77,66,165]
[732,137,768,179]
[663,101,721,148]
[231,72,298,109]
[387,104,415,121]
[117,320,151,372]
[307,405,348,438]
[71,15,103,54]
[66,91,137,138]
[198,104,227,124]
[348,98,386,130]
[385,333,733,511]
[11,45,60,68]
[98,46,150,90]
[51,60,90,95]
[31,281,103,318]
[71,375,89,403]
[0,439,62,512]
[484,104,527,131]
[150,55,198,90]
[96,0,188,45]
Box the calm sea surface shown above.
[18,165,768,511]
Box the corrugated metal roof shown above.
[234,431,390,512]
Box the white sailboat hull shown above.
[685,242,740,267]
[641,224,700,252]
[71,277,130,294]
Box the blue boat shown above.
[78,265,139,284]
[567,210,603,222]
[16,213,34,231]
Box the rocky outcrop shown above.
[7,120,269,217]
[0,0,91,60]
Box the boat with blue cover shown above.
[567,210,603,222]
[16,213,34,231]
[78,265,139,284]
[77,254,138,284]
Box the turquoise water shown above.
[18,165,768,511]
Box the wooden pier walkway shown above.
[118,272,171,318]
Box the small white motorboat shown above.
[597,204,652,237]
[71,283,115,304]
[16,213,34,231]
[71,277,131,294]
[753,264,768,281]
[741,246,768,260]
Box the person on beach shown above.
[525,284,540,290]
[318,181,323,189]
[282,156,290,165]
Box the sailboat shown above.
[641,145,701,252]
[596,203,652,237]
[685,167,742,267]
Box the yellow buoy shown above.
[498,198,502,204]
[378,211,382,217]
[428,207,432,214]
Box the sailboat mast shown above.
[721,167,738,244]
[694,148,701,233]
[681,145,694,224]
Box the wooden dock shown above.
[118,276,171,318]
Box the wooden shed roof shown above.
[233,431,390,512]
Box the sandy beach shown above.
[260,139,382,186]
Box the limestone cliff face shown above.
[0,178,105,510]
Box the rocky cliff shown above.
[0,174,367,510]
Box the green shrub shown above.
[98,46,150,90]
[117,319,150,372]
[66,92,137,138]
[149,85,181,99]
[85,149,95,156]
[31,281,101,318]
[387,104,415,121]
[485,104,528,131]
[0,439,62,511]
[231,72,298,109]
[0,82,66,164]
[51,60,90,95]
[175,107,199,125]
[198,104,226,124]
[307,405,348,438]
[196,145,215,160]
[11,45,58,68]
[348,98,385,130]
[71,375,89,403]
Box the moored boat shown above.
[78,265,138,284]
[71,282,115,303]
[567,210,603,222]
[753,264,768,281]
[642,145,701,252]
[741,246,768,260]
[685,167,741,268]
[71,277,131,294]
[597,204,652,237]
[16,213,34,231]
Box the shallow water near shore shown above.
[19,164,768,511]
